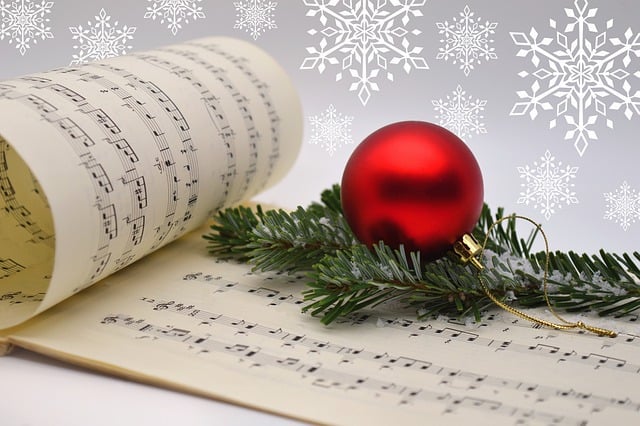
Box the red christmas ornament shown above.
[341,121,484,261]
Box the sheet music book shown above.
[0,36,301,329]
[1,37,639,425]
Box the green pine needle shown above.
[204,185,640,325]
[205,185,357,272]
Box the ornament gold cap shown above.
[453,234,484,271]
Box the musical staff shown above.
[50,71,177,253]
[161,46,259,201]
[97,64,200,232]
[0,139,53,245]
[0,291,45,304]
[103,309,633,425]
[177,268,640,372]
[193,42,282,189]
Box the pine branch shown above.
[204,204,266,260]
[204,186,640,325]
[204,185,357,272]
[307,183,343,215]
[305,241,640,325]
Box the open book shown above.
[1,37,639,425]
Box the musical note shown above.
[85,108,121,135]
[0,258,25,279]
[110,139,139,164]
[527,343,560,354]
[385,356,431,371]
[247,286,279,299]
[0,174,14,198]
[578,353,632,371]
[46,83,87,105]
[120,175,147,210]
[87,253,111,282]
[434,327,480,343]
[85,161,113,194]
[99,204,117,240]
[126,216,145,246]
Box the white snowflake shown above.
[604,181,640,231]
[308,104,354,156]
[432,84,487,139]
[435,5,498,76]
[517,150,579,220]
[301,0,429,106]
[510,0,640,156]
[144,0,205,35]
[0,0,53,55]
[69,8,136,66]
[233,0,277,40]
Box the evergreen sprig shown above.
[204,185,357,272]
[204,185,640,325]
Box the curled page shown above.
[0,36,302,329]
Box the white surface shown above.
[0,348,305,426]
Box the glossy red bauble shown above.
[341,121,484,261]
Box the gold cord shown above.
[472,215,617,338]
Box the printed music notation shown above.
[0,139,53,246]
[179,269,640,352]
[71,243,633,426]
[0,258,25,280]
[133,293,640,379]
[0,291,45,305]
[100,299,639,425]
[102,314,588,424]
[0,36,301,329]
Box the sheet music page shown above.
[0,37,302,329]
[6,226,639,425]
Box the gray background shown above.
[1,0,638,254]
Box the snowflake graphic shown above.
[0,0,54,55]
[144,0,205,35]
[69,8,136,65]
[301,0,429,106]
[604,181,640,231]
[308,104,354,156]
[510,0,640,156]
[432,84,487,139]
[435,5,498,76]
[517,150,579,220]
[233,0,277,40]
